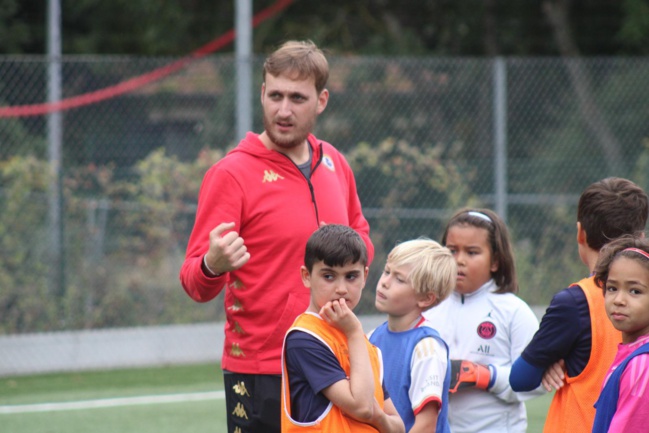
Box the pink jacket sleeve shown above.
[607,354,649,433]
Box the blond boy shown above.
[369,239,456,433]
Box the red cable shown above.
[0,0,294,118]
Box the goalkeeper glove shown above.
[449,360,492,393]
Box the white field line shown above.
[0,390,225,414]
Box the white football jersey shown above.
[423,279,546,433]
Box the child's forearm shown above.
[369,400,406,433]
[346,329,376,420]
[320,299,377,420]
[373,413,406,433]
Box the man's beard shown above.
[263,113,316,150]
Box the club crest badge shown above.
[477,321,496,339]
[322,154,335,171]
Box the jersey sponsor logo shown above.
[477,321,497,339]
[420,374,441,392]
[262,169,284,183]
[477,345,491,354]
[322,154,335,171]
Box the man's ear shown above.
[316,88,329,114]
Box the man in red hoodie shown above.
[180,40,374,433]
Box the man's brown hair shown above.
[263,40,329,93]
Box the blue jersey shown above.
[370,320,451,433]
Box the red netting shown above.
[0,0,294,118]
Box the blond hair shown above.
[387,238,456,310]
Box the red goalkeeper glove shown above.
[449,360,491,393]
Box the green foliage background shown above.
[5,135,649,332]
[2,0,649,332]
[2,56,649,333]
[3,0,649,57]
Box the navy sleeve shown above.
[509,286,591,390]
[510,356,545,391]
[285,330,347,423]
[286,331,347,394]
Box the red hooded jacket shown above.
[180,132,374,374]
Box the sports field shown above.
[1,363,552,432]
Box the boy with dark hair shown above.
[509,177,649,433]
[281,224,404,433]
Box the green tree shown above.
[0,156,52,333]
[3,0,649,56]
[0,0,33,53]
[346,137,478,310]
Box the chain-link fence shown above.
[1,55,648,334]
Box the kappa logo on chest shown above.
[262,169,284,183]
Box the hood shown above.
[229,132,322,165]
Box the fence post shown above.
[493,57,508,222]
[47,0,65,302]
[235,0,253,141]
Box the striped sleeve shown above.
[409,337,447,414]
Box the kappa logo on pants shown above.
[232,402,249,419]
[233,381,250,396]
